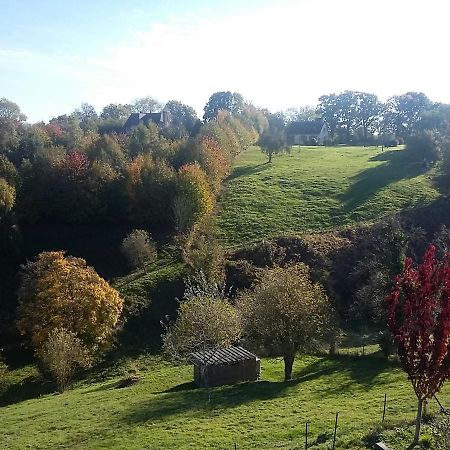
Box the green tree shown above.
[131,96,162,113]
[354,92,382,146]
[162,294,241,360]
[258,113,288,163]
[203,91,244,122]
[237,264,334,381]
[121,229,157,269]
[163,100,199,139]
[0,97,26,121]
[100,103,132,121]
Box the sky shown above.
[1,0,449,122]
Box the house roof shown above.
[191,346,257,366]
[287,119,325,135]
[123,112,164,130]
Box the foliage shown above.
[17,251,123,354]
[175,163,214,230]
[131,96,163,114]
[121,229,157,269]
[163,100,199,139]
[258,113,289,163]
[0,97,27,122]
[386,243,450,443]
[0,178,15,213]
[40,328,92,393]
[406,131,441,163]
[378,330,396,359]
[236,263,335,380]
[180,216,225,283]
[162,294,241,361]
[203,91,244,122]
[431,413,450,449]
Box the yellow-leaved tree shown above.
[17,251,123,356]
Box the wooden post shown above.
[382,394,387,423]
[332,412,339,450]
[234,443,237,450]
[305,422,308,450]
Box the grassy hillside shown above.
[218,146,439,246]
[1,351,448,449]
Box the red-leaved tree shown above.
[386,243,450,444]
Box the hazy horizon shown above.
[1,0,449,122]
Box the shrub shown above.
[378,330,395,358]
[431,414,450,449]
[40,328,92,392]
[406,131,440,163]
[0,360,7,378]
[121,229,157,269]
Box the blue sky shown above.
[1,0,449,122]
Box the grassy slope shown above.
[1,352,449,449]
[218,146,439,246]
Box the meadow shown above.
[218,146,439,246]
[1,350,448,449]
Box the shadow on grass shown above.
[122,355,395,425]
[340,149,426,212]
[0,374,54,407]
[227,163,271,180]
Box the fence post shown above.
[382,393,387,423]
[332,412,339,450]
[305,422,308,450]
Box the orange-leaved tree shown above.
[386,243,450,444]
[17,251,123,355]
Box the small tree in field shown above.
[162,294,241,361]
[236,264,335,381]
[258,114,289,163]
[40,328,92,393]
[121,229,157,269]
[386,244,450,445]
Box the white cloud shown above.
[2,0,450,121]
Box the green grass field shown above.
[218,146,439,246]
[1,351,448,449]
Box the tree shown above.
[236,264,334,381]
[131,96,162,113]
[40,328,92,392]
[162,294,241,360]
[258,113,288,163]
[0,97,26,121]
[0,178,15,214]
[163,100,199,139]
[100,103,132,121]
[384,92,432,139]
[17,251,123,354]
[282,106,319,123]
[354,92,382,146]
[175,163,214,229]
[121,229,157,269]
[386,244,450,444]
[203,91,244,122]
[317,93,341,140]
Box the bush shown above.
[431,413,450,449]
[406,131,441,163]
[378,330,396,358]
[121,229,157,269]
[0,360,8,378]
[40,328,92,392]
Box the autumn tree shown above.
[0,178,15,214]
[236,264,335,381]
[386,244,450,444]
[17,251,123,354]
[174,163,214,231]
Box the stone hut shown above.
[191,346,260,388]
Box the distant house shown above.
[191,346,260,388]
[286,119,329,145]
[122,111,167,132]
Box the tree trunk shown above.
[284,354,295,381]
[268,151,273,163]
[413,397,423,445]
